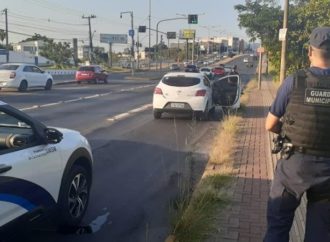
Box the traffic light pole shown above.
[155,17,187,70]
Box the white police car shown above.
[0,101,93,237]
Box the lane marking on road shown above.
[18,84,155,111]
[107,103,152,122]
[40,102,63,107]
[63,97,83,103]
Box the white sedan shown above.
[0,63,53,91]
[0,101,93,238]
[152,72,215,120]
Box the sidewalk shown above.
[207,77,306,242]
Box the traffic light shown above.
[188,14,198,24]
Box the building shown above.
[13,40,45,55]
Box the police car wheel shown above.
[58,165,91,227]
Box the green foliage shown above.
[170,175,231,242]
[0,29,6,43]
[235,0,330,77]
[21,33,50,42]
[40,39,73,68]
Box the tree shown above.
[235,0,282,73]
[0,29,6,43]
[235,0,330,77]
[40,40,73,68]
[21,33,50,43]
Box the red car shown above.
[75,65,108,84]
[212,67,225,76]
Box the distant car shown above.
[75,65,108,84]
[243,57,249,63]
[0,63,53,92]
[169,63,180,71]
[228,52,235,58]
[184,64,199,73]
[0,101,93,238]
[152,72,215,120]
[200,67,214,79]
[212,66,225,76]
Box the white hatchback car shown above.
[0,63,53,91]
[152,72,215,120]
[0,101,93,238]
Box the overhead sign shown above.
[138,26,146,33]
[279,28,287,41]
[179,29,196,39]
[167,32,176,39]
[100,34,128,44]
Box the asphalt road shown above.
[1,56,257,242]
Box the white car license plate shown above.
[171,103,184,108]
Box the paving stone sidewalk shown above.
[206,77,306,242]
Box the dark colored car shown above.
[184,64,199,73]
[212,66,225,76]
[75,65,108,84]
[170,63,180,71]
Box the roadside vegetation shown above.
[235,0,330,77]
[167,80,257,242]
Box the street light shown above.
[120,11,135,76]
[155,17,187,70]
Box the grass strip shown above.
[167,79,258,242]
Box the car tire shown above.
[18,80,28,92]
[57,165,91,227]
[153,111,162,119]
[45,79,52,90]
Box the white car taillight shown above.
[195,89,206,96]
[9,72,16,79]
[154,87,163,95]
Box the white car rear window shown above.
[162,76,200,87]
[0,65,19,70]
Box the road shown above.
[1,56,257,242]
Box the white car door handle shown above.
[0,164,12,173]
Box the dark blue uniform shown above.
[264,67,330,242]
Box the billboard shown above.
[179,29,196,39]
[100,34,128,44]
[167,32,176,39]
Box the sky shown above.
[0,0,252,52]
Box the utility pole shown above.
[2,8,9,62]
[279,0,289,84]
[120,11,135,76]
[82,14,96,63]
[148,0,151,70]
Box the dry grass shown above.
[209,115,242,166]
[168,78,258,242]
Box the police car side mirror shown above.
[45,128,63,144]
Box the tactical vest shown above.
[282,69,330,155]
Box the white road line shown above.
[107,104,152,122]
[63,97,83,103]
[40,102,62,107]
[84,94,100,99]
[18,84,155,110]
[20,105,39,111]
[128,104,152,113]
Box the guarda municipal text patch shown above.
[305,88,330,106]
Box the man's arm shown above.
[265,112,282,134]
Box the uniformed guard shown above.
[264,27,330,242]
